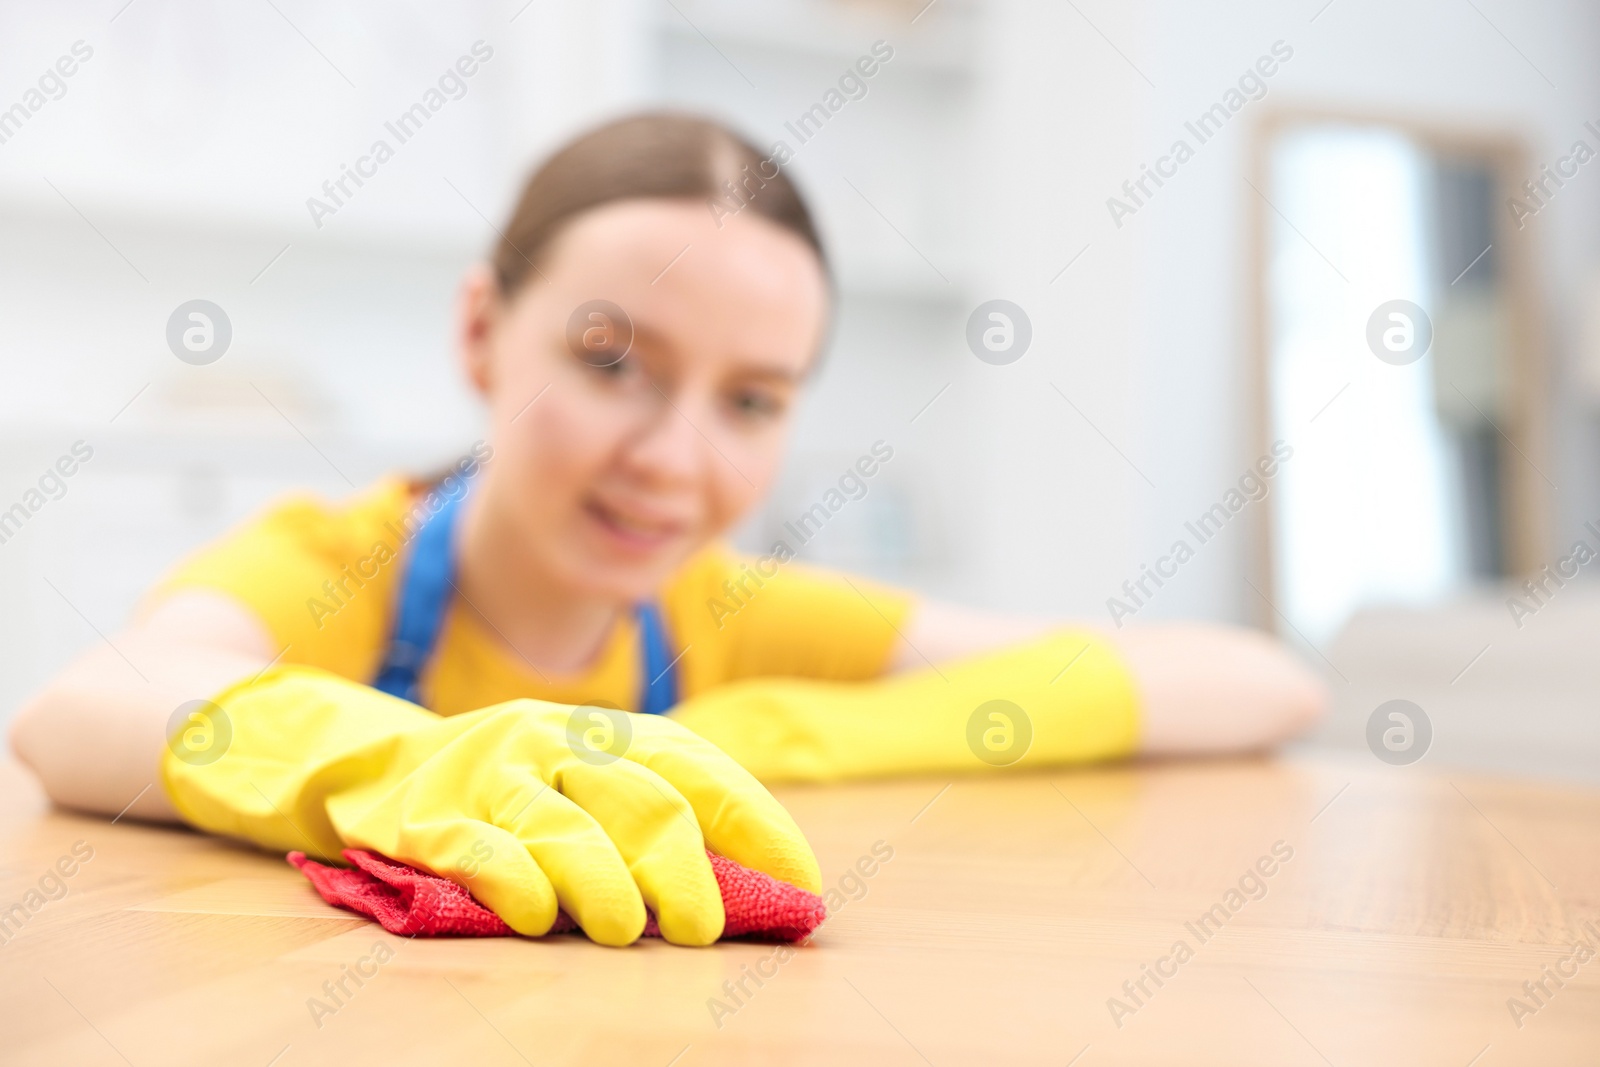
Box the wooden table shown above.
[1,752,1597,1066]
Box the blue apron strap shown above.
[373,472,683,714]
[372,486,467,706]
[635,600,680,715]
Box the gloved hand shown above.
[160,665,822,946]
[669,630,1140,782]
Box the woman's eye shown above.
[586,352,636,378]
[730,389,783,420]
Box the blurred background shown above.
[5,0,1600,781]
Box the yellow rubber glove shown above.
[669,630,1140,782]
[160,664,822,946]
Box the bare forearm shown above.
[9,594,277,822]
[1108,623,1327,754]
[891,600,1327,755]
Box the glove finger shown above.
[492,768,647,947]
[625,714,823,895]
[394,816,560,937]
[559,759,723,947]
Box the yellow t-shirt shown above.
[147,476,914,717]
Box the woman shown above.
[10,112,1326,947]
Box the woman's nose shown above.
[621,383,715,488]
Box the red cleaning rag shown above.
[288,849,827,943]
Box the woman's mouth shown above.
[583,497,687,554]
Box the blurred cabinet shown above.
[0,423,458,717]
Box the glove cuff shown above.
[671,629,1141,781]
[160,663,438,859]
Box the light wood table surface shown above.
[1,751,1597,1066]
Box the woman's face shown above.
[458,196,830,601]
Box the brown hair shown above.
[490,110,829,297]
